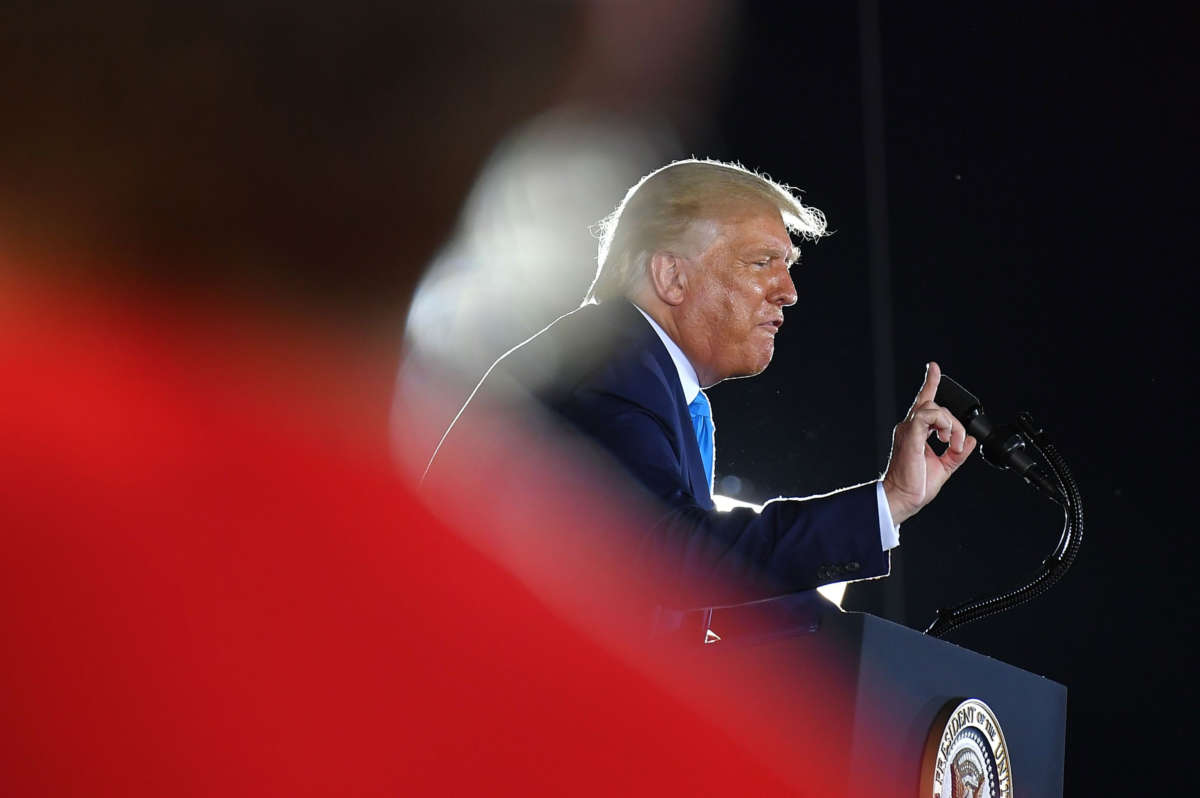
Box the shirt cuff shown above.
[875,480,900,551]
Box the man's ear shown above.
[648,251,687,306]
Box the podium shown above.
[683,592,1067,796]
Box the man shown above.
[427,159,976,610]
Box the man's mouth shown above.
[758,318,783,333]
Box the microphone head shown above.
[935,374,983,423]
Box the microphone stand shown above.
[924,413,1084,639]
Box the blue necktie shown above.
[688,391,715,494]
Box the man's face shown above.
[675,202,799,386]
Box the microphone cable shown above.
[924,412,1084,639]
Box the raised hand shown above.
[881,361,977,525]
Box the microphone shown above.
[935,375,1065,503]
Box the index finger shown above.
[914,360,942,407]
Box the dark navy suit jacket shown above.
[432,300,888,609]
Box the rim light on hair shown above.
[584,158,827,304]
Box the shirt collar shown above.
[632,304,701,403]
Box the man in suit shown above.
[427,159,976,610]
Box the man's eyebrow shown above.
[745,244,798,264]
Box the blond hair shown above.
[585,158,827,303]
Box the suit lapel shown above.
[617,303,714,509]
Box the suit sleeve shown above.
[572,390,890,609]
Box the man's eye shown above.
[754,259,770,268]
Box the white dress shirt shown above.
[633,304,899,551]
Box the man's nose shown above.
[770,265,798,307]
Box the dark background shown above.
[400,2,1196,791]
[703,2,1195,792]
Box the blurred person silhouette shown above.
[0,2,867,794]
[426,159,978,615]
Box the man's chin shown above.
[753,345,775,375]
[724,356,773,382]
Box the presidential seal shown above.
[920,698,1012,798]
